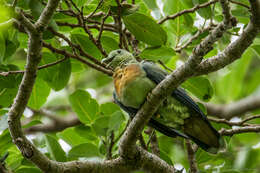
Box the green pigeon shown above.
[102,49,225,154]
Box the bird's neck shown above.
[119,58,138,68]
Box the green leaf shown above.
[68,143,100,159]
[109,111,125,132]
[4,40,18,61]
[139,46,175,63]
[160,150,173,165]
[100,102,121,115]
[5,146,23,170]
[0,114,8,131]
[28,78,51,109]
[16,167,42,173]
[74,125,98,141]
[57,127,90,147]
[69,90,99,125]
[0,33,5,62]
[181,76,214,102]
[216,49,252,101]
[143,0,158,10]
[38,52,71,91]
[0,130,12,155]
[110,3,139,16]
[251,45,260,58]
[22,120,42,129]
[44,134,67,162]
[92,116,110,136]
[100,36,119,53]
[123,13,167,46]
[71,34,103,60]
[0,88,18,108]
[192,0,212,19]
[28,0,44,18]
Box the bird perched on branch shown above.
[102,49,224,154]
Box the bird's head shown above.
[102,49,137,70]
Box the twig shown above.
[229,0,250,9]
[186,140,198,173]
[68,0,80,13]
[47,27,106,67]
[106,131,115,160]
[86,0,104,19]
[208,117,251,127]
[145,128,160,157]
[158,0,218,24]
[42,42,113,76]
[78,7,107,56]
[12,0,18,8]
[115,0,124,48]
[175,26,213,52]
[56,22,117,32]
[97,10,111,43]
[220,125,260,136]
[138,134,148,150]
[114,119,130,144]
[0,57,68,76]
[209,114,260,127]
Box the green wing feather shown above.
[141,61,225,154]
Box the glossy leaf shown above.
[139,46,175,63]
[57,127,90,147]
[69,90,99,125]
[182,76,214,102]
[38,52,71,91]
[16,167,42,173]
[192,0,212,19]
[28,78,51,109]
[68,143,100,159]
[123,13,167,46]
[71,34,103,60]
[92,116,110,136]
[22,120,42,129]
[44,135,67,162]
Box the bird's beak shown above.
[101,58,110,64]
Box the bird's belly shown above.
[120,76,156,109]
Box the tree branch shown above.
[158,0,218,24]
[195,1,260,75]
[220,125,260,136]
[24,108,81,134]
[186,140,198,173]
[0,57,68,76]
[206,95,260,119]
[42,42,113,76]
[7,0,64,171]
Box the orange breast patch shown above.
[113,64,143,97]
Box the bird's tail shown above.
[183,116,225,154]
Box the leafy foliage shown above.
[0,0,259,173]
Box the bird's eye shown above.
[117,50,121,54]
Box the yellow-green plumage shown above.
[102,49,225,154]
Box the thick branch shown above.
[25,116,81,134]
[7,0,62,172]
[196,1,260,75]
[206,95,260,119]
